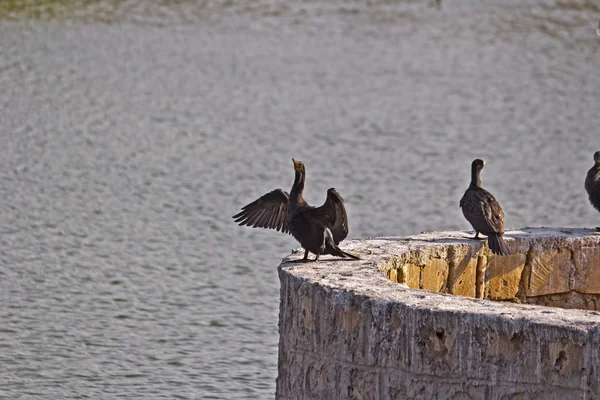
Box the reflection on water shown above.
[0,0,599,398]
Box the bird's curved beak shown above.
[292,158,300,171]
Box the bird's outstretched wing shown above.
[233,189,290,233]
[305,188,349,244]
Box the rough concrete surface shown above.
[276,228,600,400]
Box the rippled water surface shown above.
[0,0,599,398]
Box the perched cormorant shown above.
[585,151,600,230]
[459,159,510,256]
[233,158,359,261]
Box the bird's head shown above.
[292,158,305,173]
[472,158,486,171]
[594,151,600,164]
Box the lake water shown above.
[0,0,599,398]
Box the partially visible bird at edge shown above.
[585,150,600,231]
[460,159,510,256]
[233,158,360,261]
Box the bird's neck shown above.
[290,171,306,205]
[470,168,482,188]
[592,163,600,178]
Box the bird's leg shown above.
[313,250,320,262]
[286,249,310,263]
[473,231,484,240]
[303,249,309,261]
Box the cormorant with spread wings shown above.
[233,158,359,261]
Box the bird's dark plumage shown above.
[232,189,289,232]
[459,159,510,256]
[585,151,600,230]
[233,158,359,261]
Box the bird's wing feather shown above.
[304,188,349,244]
[233,189,290,233]
[473,192,504,234]
[461,188,505,235]
[483,195,505,233]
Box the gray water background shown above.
[0,0,599,398]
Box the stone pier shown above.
[276,228,600,400]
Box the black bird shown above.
[585,150,600,230]
[233,158,359,261]
[459,159,510,256]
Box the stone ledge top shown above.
[279,228,600,332]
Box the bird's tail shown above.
[324,229,360,260]
[326,244,361,260]
[488,234,510,256]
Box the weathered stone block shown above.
[340,366,379,400]
[573,247,600,294]
[304,360,334,399]
[525,291,600,310]
[481,330,541,383]
[485,252,526,300]
[436,384,488,400]
[380,256,420,288]
[527,246,573,297]
[447,244,478,297]
[277,345,305,398]
[489,385,586,400]
[302,295,313,330]
[421,257,450,292]
[384,376,437,400]
[401,262,420,289]
[537,341,587,390]
[278,229,600,399]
